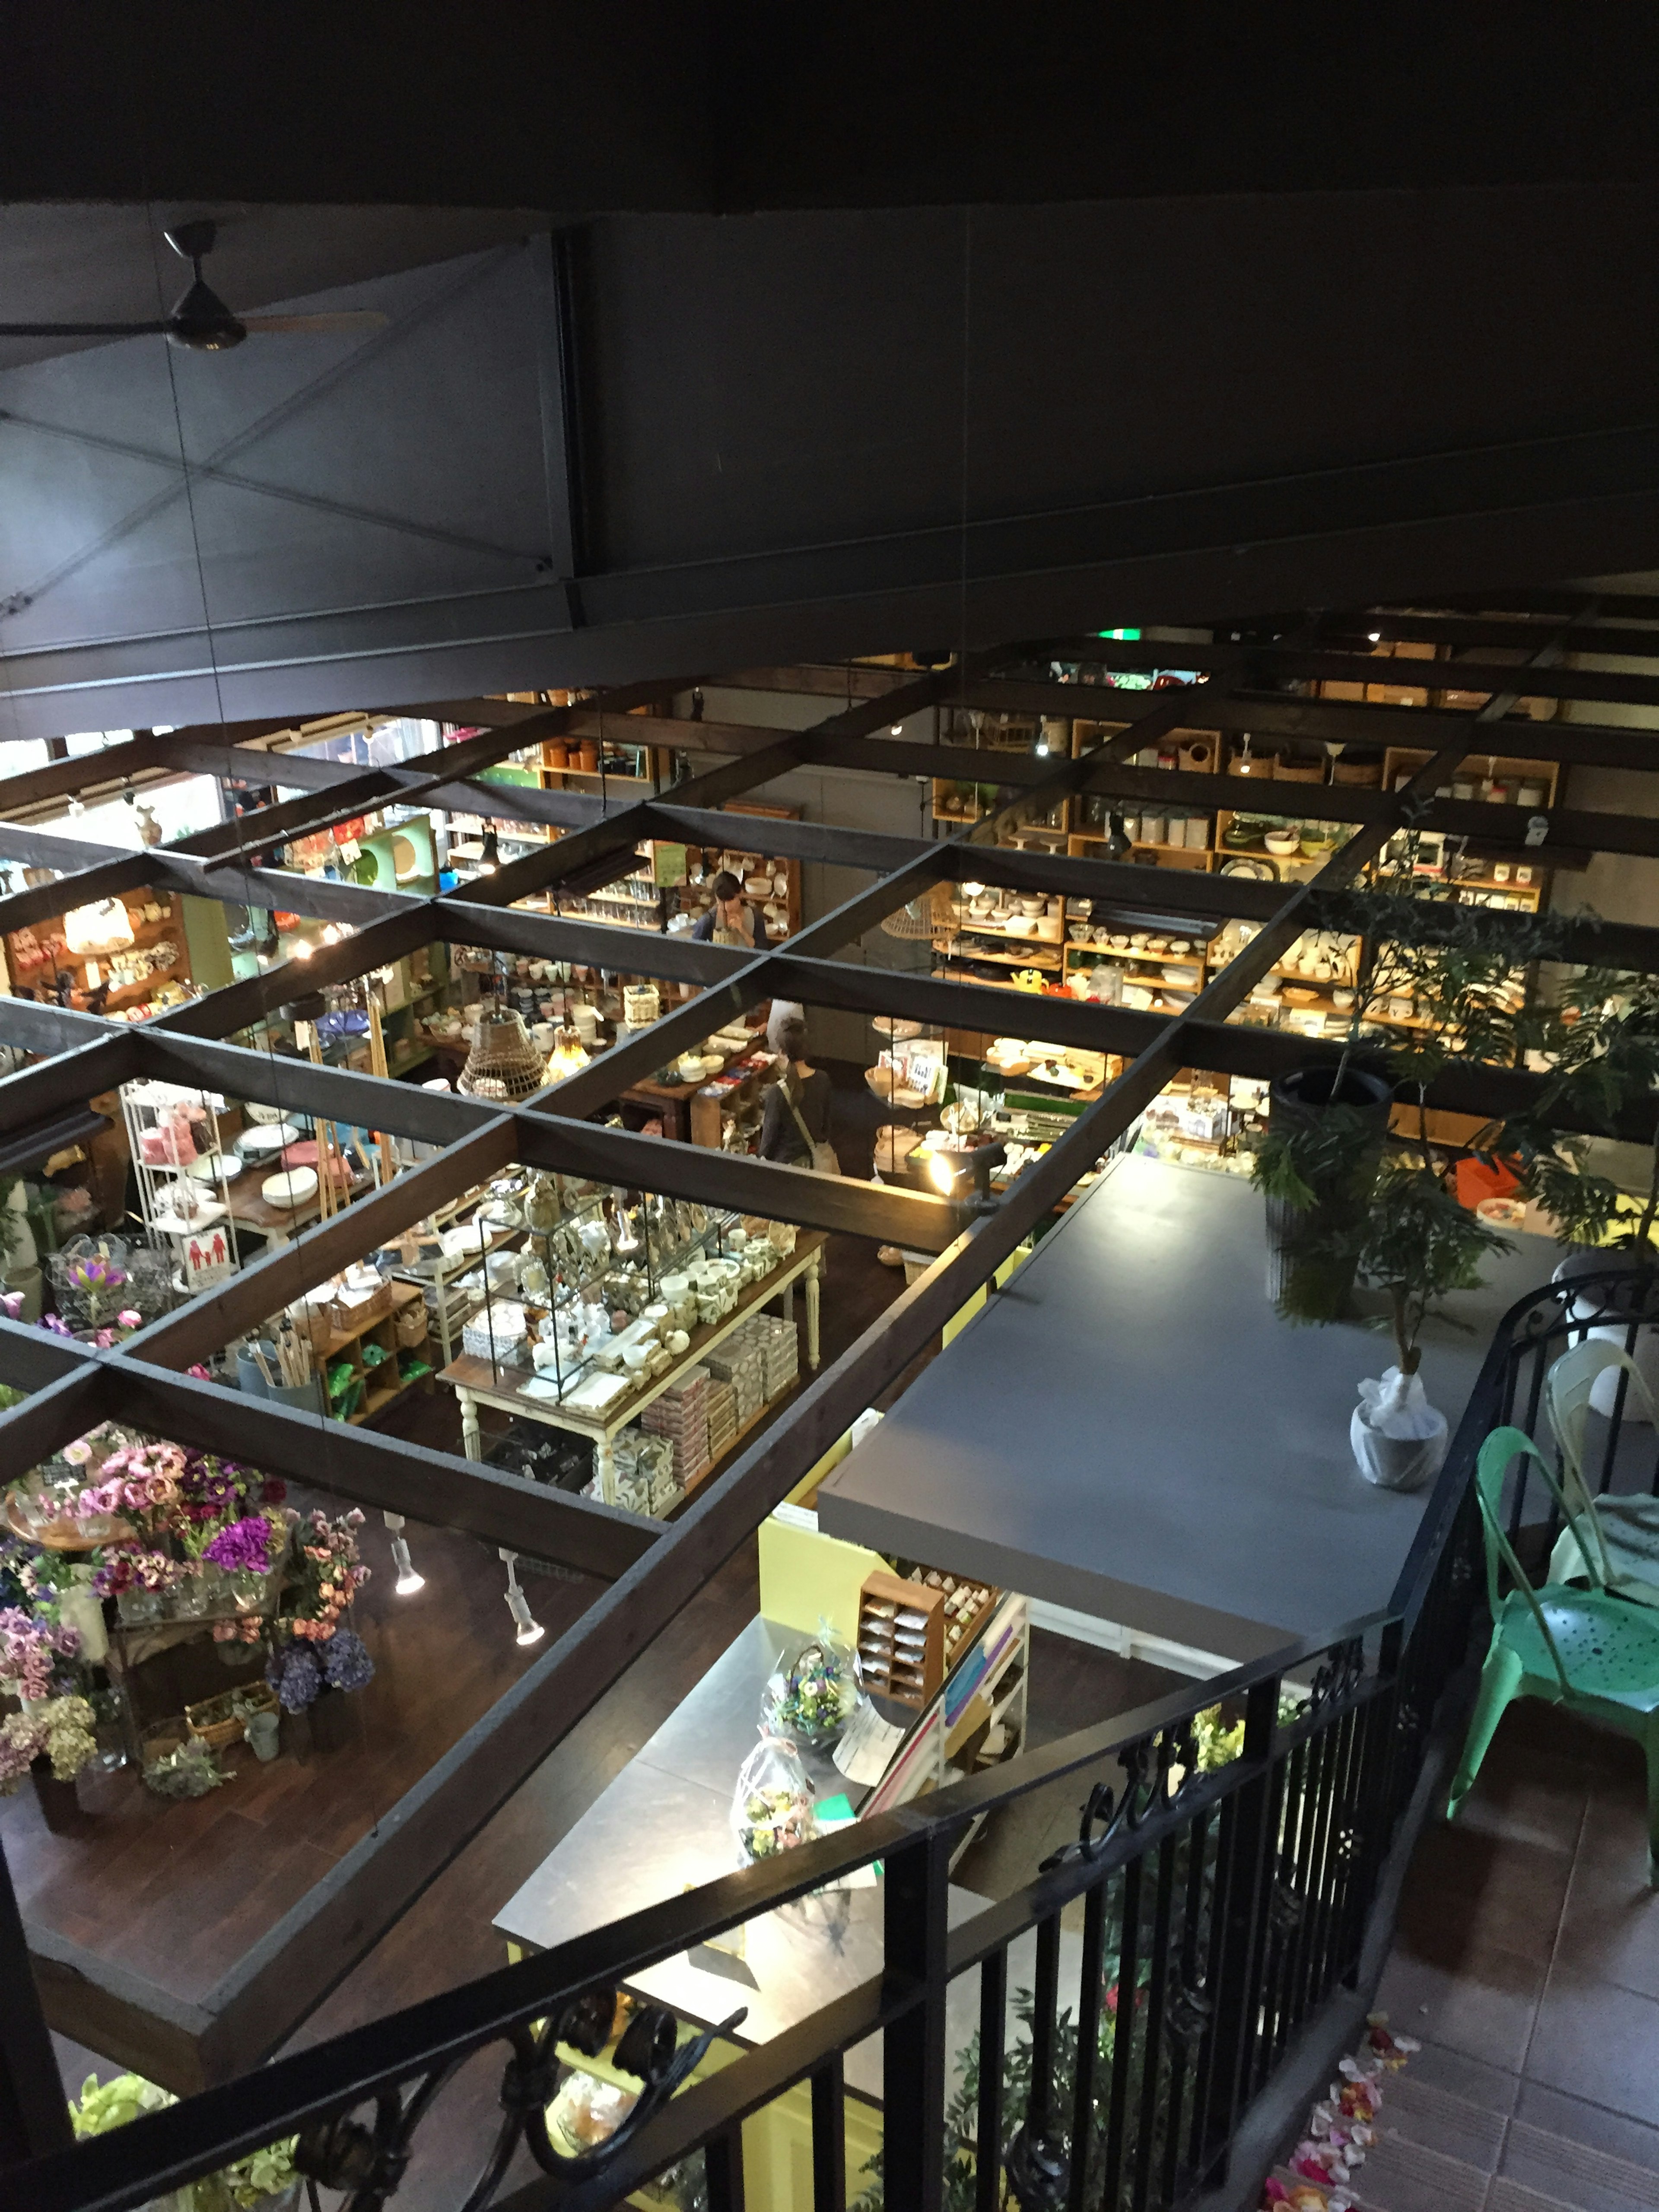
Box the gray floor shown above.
[822,1154,1558,1660]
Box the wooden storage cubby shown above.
[857,1570,945,1710]
[319,1281,436,1426]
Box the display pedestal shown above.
[32,1761,85,1834]
[306,1691,354,1754]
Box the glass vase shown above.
[116,1589,165,1627]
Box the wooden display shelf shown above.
[318,1281,435,1426]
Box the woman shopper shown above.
[692,871,767,950]
[759,1016,836,1173]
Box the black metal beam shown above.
[114,1366,656,1580]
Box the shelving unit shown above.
[4,891,194,1017]
[318,1281,435,1425]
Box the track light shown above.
[290,938,313,959]
[890,722,904,735]
[383,1512,423,1595]
[1105,812,1132,861]
[479,828,500,876]
[500,1549,544,1646]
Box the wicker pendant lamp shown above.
[457,1006,548,1101]
[880,880,960,941]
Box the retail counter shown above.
[494,1605,1056,2206]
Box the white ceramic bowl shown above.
[261,1166,318,1209]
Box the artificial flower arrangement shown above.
[205,1514,289,1646]
[0,1693,95,1795]
[0,1605,81,1698]
[263,1509,374,1711]
[69,2071,299,2209]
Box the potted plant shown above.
[1252,838,1564,1322]
[0,1692,96,1831]
[1344,1153,1514,1487]
[69,2072,300,2210]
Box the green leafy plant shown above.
[1480,967,1659,1257]
[69,2072,298,2208]
[1355,1154,1514,1373]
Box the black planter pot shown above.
[31,1758,86,1834]
[1263,1063,1395,1319]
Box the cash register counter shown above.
[494,1601,1055,2208]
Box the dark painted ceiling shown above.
[7,7,1659,208]
[4,14,1659,730]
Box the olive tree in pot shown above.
[1253,851,1569,1482]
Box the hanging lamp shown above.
[457,1005,548,1102]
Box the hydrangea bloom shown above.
[320,1628,373,1694]
[265,1642,322,1712]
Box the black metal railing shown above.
[9,1267,1659,2212]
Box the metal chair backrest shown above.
[1474,1426,1580,1693]
[1545,1338,1658,1583]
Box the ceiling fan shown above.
[0,220,389,353]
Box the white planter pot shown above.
[1351,1366,1449,1492]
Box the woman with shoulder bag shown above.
[759,1016,838,1174]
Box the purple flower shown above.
[265,1642,321,1712]
[203,1516,279,1575]
[320,1628,373,1694]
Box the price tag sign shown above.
[652,842,687,887]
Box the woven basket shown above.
[186,1681,278,1751]
[458,1007,547,1102]
[394,1303,428,1348]
[330,1281,391,1336]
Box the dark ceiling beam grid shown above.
[953,671,1659,779]
[182,717,573,872]
[1022,631,1659,714]
[144,906,441,1042]
[1347,611,1659,659]
[113,1366,656,1582]
[126,1116,521,1373]
[507,669,948,1111]
[0,623,1632,2089]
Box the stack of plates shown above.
[261,1166,319,1210]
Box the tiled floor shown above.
[1375,1696,1659,2187]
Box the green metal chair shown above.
[1545,1338,1659,1605]
[1448,1425,1659,1884]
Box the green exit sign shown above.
[1097,628,1142,641]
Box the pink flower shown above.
[61,1440,93,1467]
[116,1309,142,1328]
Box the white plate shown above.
[238,1122,300,1158]
[261,1166,319,1209]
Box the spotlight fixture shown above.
[927,1148,960,1195]
[501,1549,544,1646]
[1104,812,1132,861]
[479,828,501,876]
[1368,631,1382,643]
[890,722,904,736]
[383,1511,423,1595]
[290,938,314,960]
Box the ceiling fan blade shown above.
[240,311,390,335]
[0,321,171,337]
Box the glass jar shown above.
[116,1588,165,1627]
